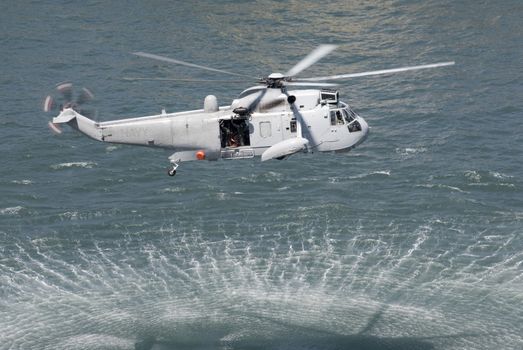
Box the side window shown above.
[260,121,272,138]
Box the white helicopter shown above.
[43,45,454,176]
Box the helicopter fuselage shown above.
[57,87,369,170]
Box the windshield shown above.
[330,108,356,125]
[329,105,362,132]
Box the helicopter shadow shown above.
[134,303,484,350]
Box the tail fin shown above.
[53,108,77,123]
[52,108,102,141]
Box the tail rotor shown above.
[43,82,95,134]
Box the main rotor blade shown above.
[122,77,246,83]
[132,51,256,79]
[247,87,268,113]
[285,82,338,87]
[285,44,338,77]
[297,61,455,81]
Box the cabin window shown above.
[260,121,272,138]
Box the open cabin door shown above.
[219,117,255,159]
[219,118,251,148]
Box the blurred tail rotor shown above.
[42,82,95,134]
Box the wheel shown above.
[167,168,176,176]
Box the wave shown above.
[11,179,33,185]
[395,147,428,160]
[0,206,24,216]
[350,170,391,179]
[416,183,467,193]
[50,161,97,170]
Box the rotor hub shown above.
[265,73,288,89]
[268,73,284,80]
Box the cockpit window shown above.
[330,110,345,125]
[342,109,355,123]
[330,106,363,132]
[344,108,362,133]
[336,110,344,124]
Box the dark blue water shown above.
[1,1,522,349]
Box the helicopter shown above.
[43,45,454,176]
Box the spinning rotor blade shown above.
[246,87,268,113]
[48,121,63,134]
[76,87,94,105]
[122,77,246,83]
[43,83,96,135]
[285,44,337,77]
[285,82,338,87]
[297,61,455,81]
[259,95,286,110]
[132,51,256,79]
[43,95,54,112]
[56,82,73,103]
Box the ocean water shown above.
[1,1,522,349]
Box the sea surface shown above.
[1,1,522,349]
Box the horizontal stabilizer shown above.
[261,137,308,161]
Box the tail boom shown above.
[53,108,102,141]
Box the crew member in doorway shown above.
[228,133,239,147]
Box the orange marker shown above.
[196,150,205,160]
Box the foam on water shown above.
[349,170,391,179]
[11,179,33,185]
[0,206,24,216]
[1,210,522,349]
[50,161,98,170]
